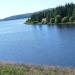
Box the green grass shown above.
[0,63,74,75]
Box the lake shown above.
[0,19,75,67]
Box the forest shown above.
[26,3,75,25]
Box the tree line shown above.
[26,3,75,25]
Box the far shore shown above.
[25,22,75,26]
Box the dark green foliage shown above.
[26,19,31,23]
[50,18,55,23]
[26,3,75,24]
[72,8,75,16]
[46,15,50,23]
[69,16,75,22]
[55,15,62,23]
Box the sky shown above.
[0,0,75,19]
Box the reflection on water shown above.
[0,19,75,67]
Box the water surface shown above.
[0,19,75,67]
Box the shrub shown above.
[42,18,47,24]
[50,18,55,23]
[55,15,61,23]
[62,17,69,23]
[69,16,75,22]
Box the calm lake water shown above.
[0,19,75,67]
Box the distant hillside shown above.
[0,13,32,21]
[0,9,51,21]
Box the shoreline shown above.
[25,22,75,26]
[0,62,75,75]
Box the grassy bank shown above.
[0,63,75,75]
